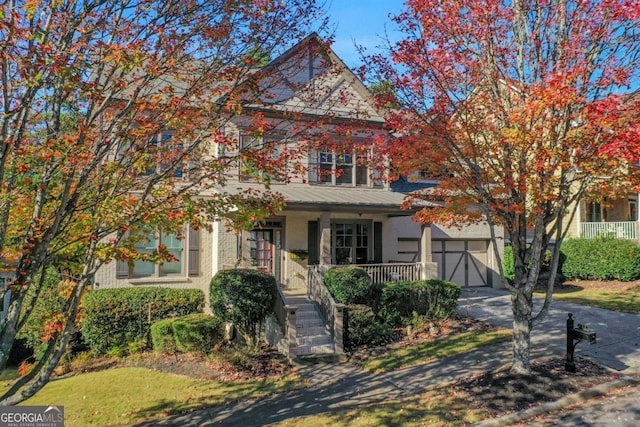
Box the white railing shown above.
[358,263,422,284]
[580,222,638,240]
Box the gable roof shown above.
[246,33,387,124]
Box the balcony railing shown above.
[580,221,638,240]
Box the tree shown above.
[364,0,640,374]
[0,0,328,404]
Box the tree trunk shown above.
[511,289,533,375]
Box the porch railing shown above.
[580,221,638,240]
[307,265,344,354]
[359,263,422,284]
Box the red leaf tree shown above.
[364,0,640,374]
[0,0,328,403]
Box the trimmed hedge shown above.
[502,245,553,283]
[378,280,461,327]
[503,245,515,282]
[344,304,393,351]
[151,313,224,353]
[561,237,640,281]
[209,269,277,345]
[81,287,204,354]
[324,267,382,308]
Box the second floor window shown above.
[126,131,191,179]
[309,147,383,187]
[239,133,286,183]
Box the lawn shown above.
[359,328,511,373]
[275,389,487,426]
[534,281,640,314]
[4,367,303,427]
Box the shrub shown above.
[378,280,461,327]
[503,245,515,282]
[344,304,393,351]
[81,287,204,354]
[210,269,277,346]
[503,245,554,283]
[561,237,640,281]
[151,314,224,353]
[149,318,177,353]
[323,267,382,308]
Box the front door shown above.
[249,225,282,282]
[251,230,273,272]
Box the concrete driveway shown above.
[458,287,640,373]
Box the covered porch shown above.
[577,194,640,240]
[272,186,439,296]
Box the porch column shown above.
[420,224,432,263]
[319,211,331,266]
[420,224,438,280]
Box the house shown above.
[94,34,503,357]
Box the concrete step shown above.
[285,296,338,356]
[296,318,325,329]
[297,342,335,356]
[295,309,323,320]
[296,333,333,346]
[296,326,330,337]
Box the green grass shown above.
[275,388,486,426]
[360,329,512,373]
[535,286,640,314]
[4,367,303,427]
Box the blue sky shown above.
[325,0,406,70]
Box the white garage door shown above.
[432,240,490,287]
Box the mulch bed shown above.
[347,315,496,364]
[122,346,295,381]
[452,356,617,417]
[345,314,619,419]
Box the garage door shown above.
[432,240,490,287]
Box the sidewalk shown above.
[134,287,640,426]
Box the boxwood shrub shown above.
[209,269,277,346]
[151,313,224,353]
[561,237,640,281]
[81,287,204,354]
[323,267,382,308]
[378,279,461,327]
[344,304,393,351]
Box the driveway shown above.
[458,287,640,373]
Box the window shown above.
[140,131,190,179]
[116,227,200,279]
[239,133,286,182]
[587,202,603,222]
[310,146,384,187]
[630,199,637,221]
[332,221,370,264]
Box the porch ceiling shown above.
[217,183,440,215]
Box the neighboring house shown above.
[569,195,640,240]
[94,34,503,357]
